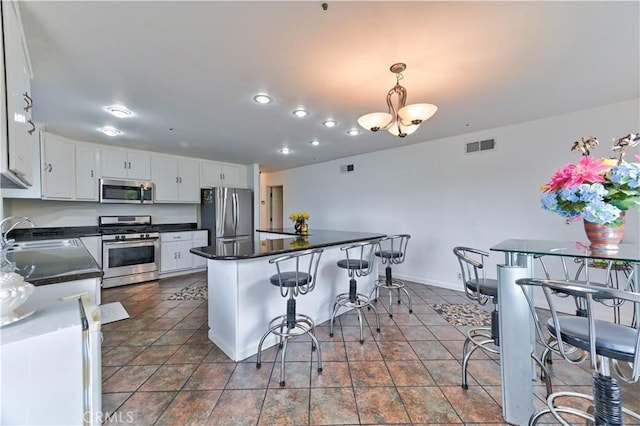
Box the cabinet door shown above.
[100,149,128,179]
[160,240,178,272]
[199,161,223,188]
[192,233,208,268]
[178,158,200,202]
[41,134,75,199]
[152,155,179,202]
[127,151,151,180]
[75,144,99,200]
[176,241,193,270]
[221,164,242,188]
[3,2,34,186]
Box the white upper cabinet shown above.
[151,155,199,203]
[1,0,35,188]
[200,161,244,188]
[100,148,151,180]
[75,143,99,200]
[41,133,74,199]
[41,132,100,201]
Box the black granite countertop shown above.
[6,239,103,286]
[256,227,305,236]
[10,223,199,240]
[191,230,385,260]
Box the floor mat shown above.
[168,285,208,300]
[100,302,130,324]
[431,303,491,326]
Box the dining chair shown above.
[452,246,500,389]
[516,277,640,425]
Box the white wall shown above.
[261,98,640,291]
[3,198,197,226]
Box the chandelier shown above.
[357,63,437,138]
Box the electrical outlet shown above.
[457,272,462,280]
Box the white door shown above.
[152,155,179,202]
[268,185,283,228]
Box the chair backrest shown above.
[341,239,380,278]
[376,234,410,265]
[516,277,640,384]
[269,248,324,298]
[452,246,491,304]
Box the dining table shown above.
[490,238,640,425]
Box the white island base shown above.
[206,246,378,362]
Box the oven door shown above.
[102,239,159,279]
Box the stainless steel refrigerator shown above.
[200,187,253,243]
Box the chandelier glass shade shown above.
[357,63,437,138]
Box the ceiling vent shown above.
[465,138,495,154]
[340,164,355,173]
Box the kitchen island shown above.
[191,229,385,361]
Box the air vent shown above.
[465,138,495,154]
[340,164,355,173]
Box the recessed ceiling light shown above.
[293,109,308,118]
[310,140,320,146]
[98,126,122,136]
[347,129,360,136]
[253,94,272,104]
[323,119,337,128]
[105,105,133,118]
[280,148,291,154]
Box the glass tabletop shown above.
[491,239,640,263]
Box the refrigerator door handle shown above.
[233,191,238,232]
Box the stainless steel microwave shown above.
[99,178,154,204]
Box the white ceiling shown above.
[17,1,640,173]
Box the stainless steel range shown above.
[99,215,160,288]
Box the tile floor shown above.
[101,272,640,425]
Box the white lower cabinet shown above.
[160,231,208,274]
[192,230,208,269]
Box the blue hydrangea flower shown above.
[608,163,640,189]
[578,183,607,203]
[582,201,621,224]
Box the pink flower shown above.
[545,156,610,191]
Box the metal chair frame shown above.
[516,277,640,426]
[329,240,381,344]
[369,234,412,318]
[453,246,500,389]
[256,248,324,386]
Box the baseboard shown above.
[159,266,206,280]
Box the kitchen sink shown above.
[7,239,80,252]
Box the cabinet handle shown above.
[44,163,52,173]
[91,170,94,178]
[176,176,179,183]
[27,120,36,135]
[177,252,181,259]
[174,252,177,259]
[48,164,53,173]
[179,177,182,183]
[124,161,127,169]
[23,92,33,111]
[128,161,131,169]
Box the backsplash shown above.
[3,199,197,227]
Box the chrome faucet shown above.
[0,216,35,251]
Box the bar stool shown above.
[329,240,381,344]
[369,234,411,318]
[256,248,324,386]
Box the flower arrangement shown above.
[541,134,640,226]
[289,211,310,224]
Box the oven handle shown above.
[103,239,159,248]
